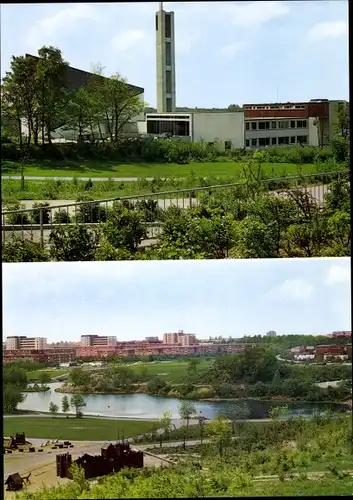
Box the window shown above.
[165,13,171,38]
[290,136,296,144]
[297,120,308,128]
[290,121,296,128]
[271,137,277,145]
[279,121,289,129]
[271,121,277,129]
[259,138,266,146]
[265,138,270,146]
[166,42,172,66]
[259,121,270,130]
[245,122,250,130]
[245,139,250,147]
[225,140,232,150]
[297,135,308,144]
[251,138,257,147]
[166,98,172,113]
[278,136,289,145]
[166,70,172,94]
[251,122,257,130]
[155,15,158,31]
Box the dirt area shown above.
[4,441,165,499]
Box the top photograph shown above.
[1,1,349,263]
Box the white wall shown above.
[308,117,319,147]
[193,112,245,149]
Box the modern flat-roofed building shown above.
[80,335,117,347]
[5,336,47,350]
[243,99,345,149]
[144,111,245,150]
[3,347,76,364]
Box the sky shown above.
[0,1,349,108]
[2,258,351,342]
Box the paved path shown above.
[3,175,158,182]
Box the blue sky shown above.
[3,258,351,342]
[0,1,348,108]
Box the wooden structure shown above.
[56,443,143,480]
[5,473,23,491]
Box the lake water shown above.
[18,383,347,420]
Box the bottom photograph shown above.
[3,257,352,499]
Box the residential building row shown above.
[3,342,250,364]
[291,343,352,361]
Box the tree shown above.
[205,414,231,456]
[86,70,144,143]
[1,54,38,146]
[49,401,59,418]
[70,394,86,418]
[35,46,69,144]
[159,410,173,439]
[69,368,91,388]
[38,372,51,387]
[4,384,26,414]
[179,400,196,428]
[61,395,70,418]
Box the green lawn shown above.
[126,360,211,384]
[4,416,159,441]
[2,159,317,179]
[27,369,69,382]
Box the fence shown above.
[1,170,348,248]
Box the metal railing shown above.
[1,170,349,248]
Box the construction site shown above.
[3,432,168,499]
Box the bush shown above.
[3,202,31,225]
[2,236,49,262]
[53,209,71,224]
[49,225,99,261]
[31,202,51,224]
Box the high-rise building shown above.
[5,336,47,350]
[155,2,176,113]
[80,335,117,347]
[163,330,197,345]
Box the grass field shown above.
[126,360,212,384]
[4,416,159,441]
[2,159,319,179]
[27,369,69,382]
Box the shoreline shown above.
[53,386,350,406]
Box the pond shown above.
[17,383,347,420]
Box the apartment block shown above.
[243,99,343,149]
[5,336,47,350]
[3,347,76,364]
[328,331,352,339]
[163,330,197,345]
[80,335,117,347]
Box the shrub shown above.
[49,225,99,261]
[31,202,51,224]
[2,236,49,262]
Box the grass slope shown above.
[126,360,211,384]
[4,416,158,441]
[2,159,317,179]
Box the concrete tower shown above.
[155,2,176,113]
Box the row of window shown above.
[244,105,306,110]
[246,120,308,131]
[246,136,308,147]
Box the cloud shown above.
[176,32,201,54]
[224,1,290,29]
[219,40,249,59]
[25,4,99,50]
[111,29,149,53]
[307,20,347,43]
[325,263,350,286]
[266,278,314,301]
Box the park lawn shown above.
[127,360,212,384]
[1,159,316,179]
[3,416,159,441]
[27,369,69,382]
[245,476,353,496]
